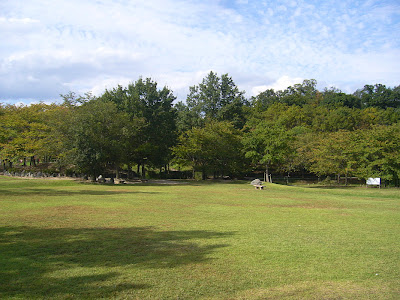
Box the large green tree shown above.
[306,131,355,184]
[177,71,248,130]
[243,123,293,182]
[173,121,244,179]
[350,124,400,185]
[68,100,130,179]
[100,78,177,176]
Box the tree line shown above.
[1,72,399,185]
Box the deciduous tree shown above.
[69,100,129,179]
[100,78,177,176]
[173,121,244,179]
[178,71,248,130]
[243,123,293,182]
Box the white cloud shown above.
[251,75,304,95]
[0,17,39,24]
[343,49,400,83]
[85,77,132,96]
[0,0,399,103]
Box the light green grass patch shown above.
[0,177,399,299]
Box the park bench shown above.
[254,184,264,190]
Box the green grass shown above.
[0,177,399,299]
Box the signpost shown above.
[366,178,381,188]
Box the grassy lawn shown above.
[0,177,399,299]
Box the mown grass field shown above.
[0,177,399,299]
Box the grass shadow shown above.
[0,226,233,298]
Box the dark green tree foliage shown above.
[250,89,280,112]
[321,87,361,108]
[280,79,318,106]
[69,100,129,179]
[178,71,248,130]
[175,101,197,134]
[100,78,177,170]
[355,84,400,109]
[1,75,400,185]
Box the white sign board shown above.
[367,178,381,185]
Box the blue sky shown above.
[1,0,399,104]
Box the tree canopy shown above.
[1,75,399,185]
[177,71,248,131]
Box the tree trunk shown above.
[127,164,131,179]
[115,165,120,179]
[265,164,270,183]
[202,166,207,180]
[141,163,145,179]
[30,156,36,167]
[192,158,196,179]
[89,168,96,182]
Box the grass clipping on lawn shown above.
[0,177,399,299]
